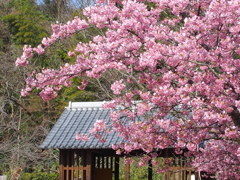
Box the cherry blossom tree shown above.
[16,0,240,179]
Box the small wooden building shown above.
[40,102,198,180]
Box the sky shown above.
[36,0,95,9]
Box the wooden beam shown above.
[124,163,130,180]
[82,151,86,180]
[86,151,93,180]
[59,149,65,180]
[183,169,187,180]
[59,164,63,180]
[165,170,170,180]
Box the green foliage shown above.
[233,51,240,59]
[19,172,58,180]
[60,87,96,102]
[0,38,4,51]
[144,1,156,11]
[57,77,96,103]
[2,0,48,46]
[119,157,165,180]
[56,48,69,61]
[157,8,187,32]
[74,26,107,43]
[159,8,176,21]
[32,43,73,69]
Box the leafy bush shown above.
[19,172,58,180]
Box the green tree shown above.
[0,0,101,177]
[2,0,48,46]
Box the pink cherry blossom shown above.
[39,86,57,101]
[33,45,45,54]
[111,79,126,95]
[15,57,29,67]
[89,119,106,133]
[16,0,240,179]
[75,133,90,141]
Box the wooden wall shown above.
[59,149,199,180]
[59,149,119,180]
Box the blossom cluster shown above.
[16,0,240,179]
[110,80,126,95]
[89,119,107,133]
[75,133,90,141]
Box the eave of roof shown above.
[40,102,124,149]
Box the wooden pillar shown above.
[165,170,170,180]
[59,149,65,180]
[59,149,75,180]
[67,150,74,180]
[114,157,119,180]
[82,151,86,180]
[124,163,130,180]
[148,160,152,180]
[86,151,93,180]
[183,169,187,180]
[195,171,200,180]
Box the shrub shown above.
[19,172,58,180]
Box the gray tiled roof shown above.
[40,102,124,149]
